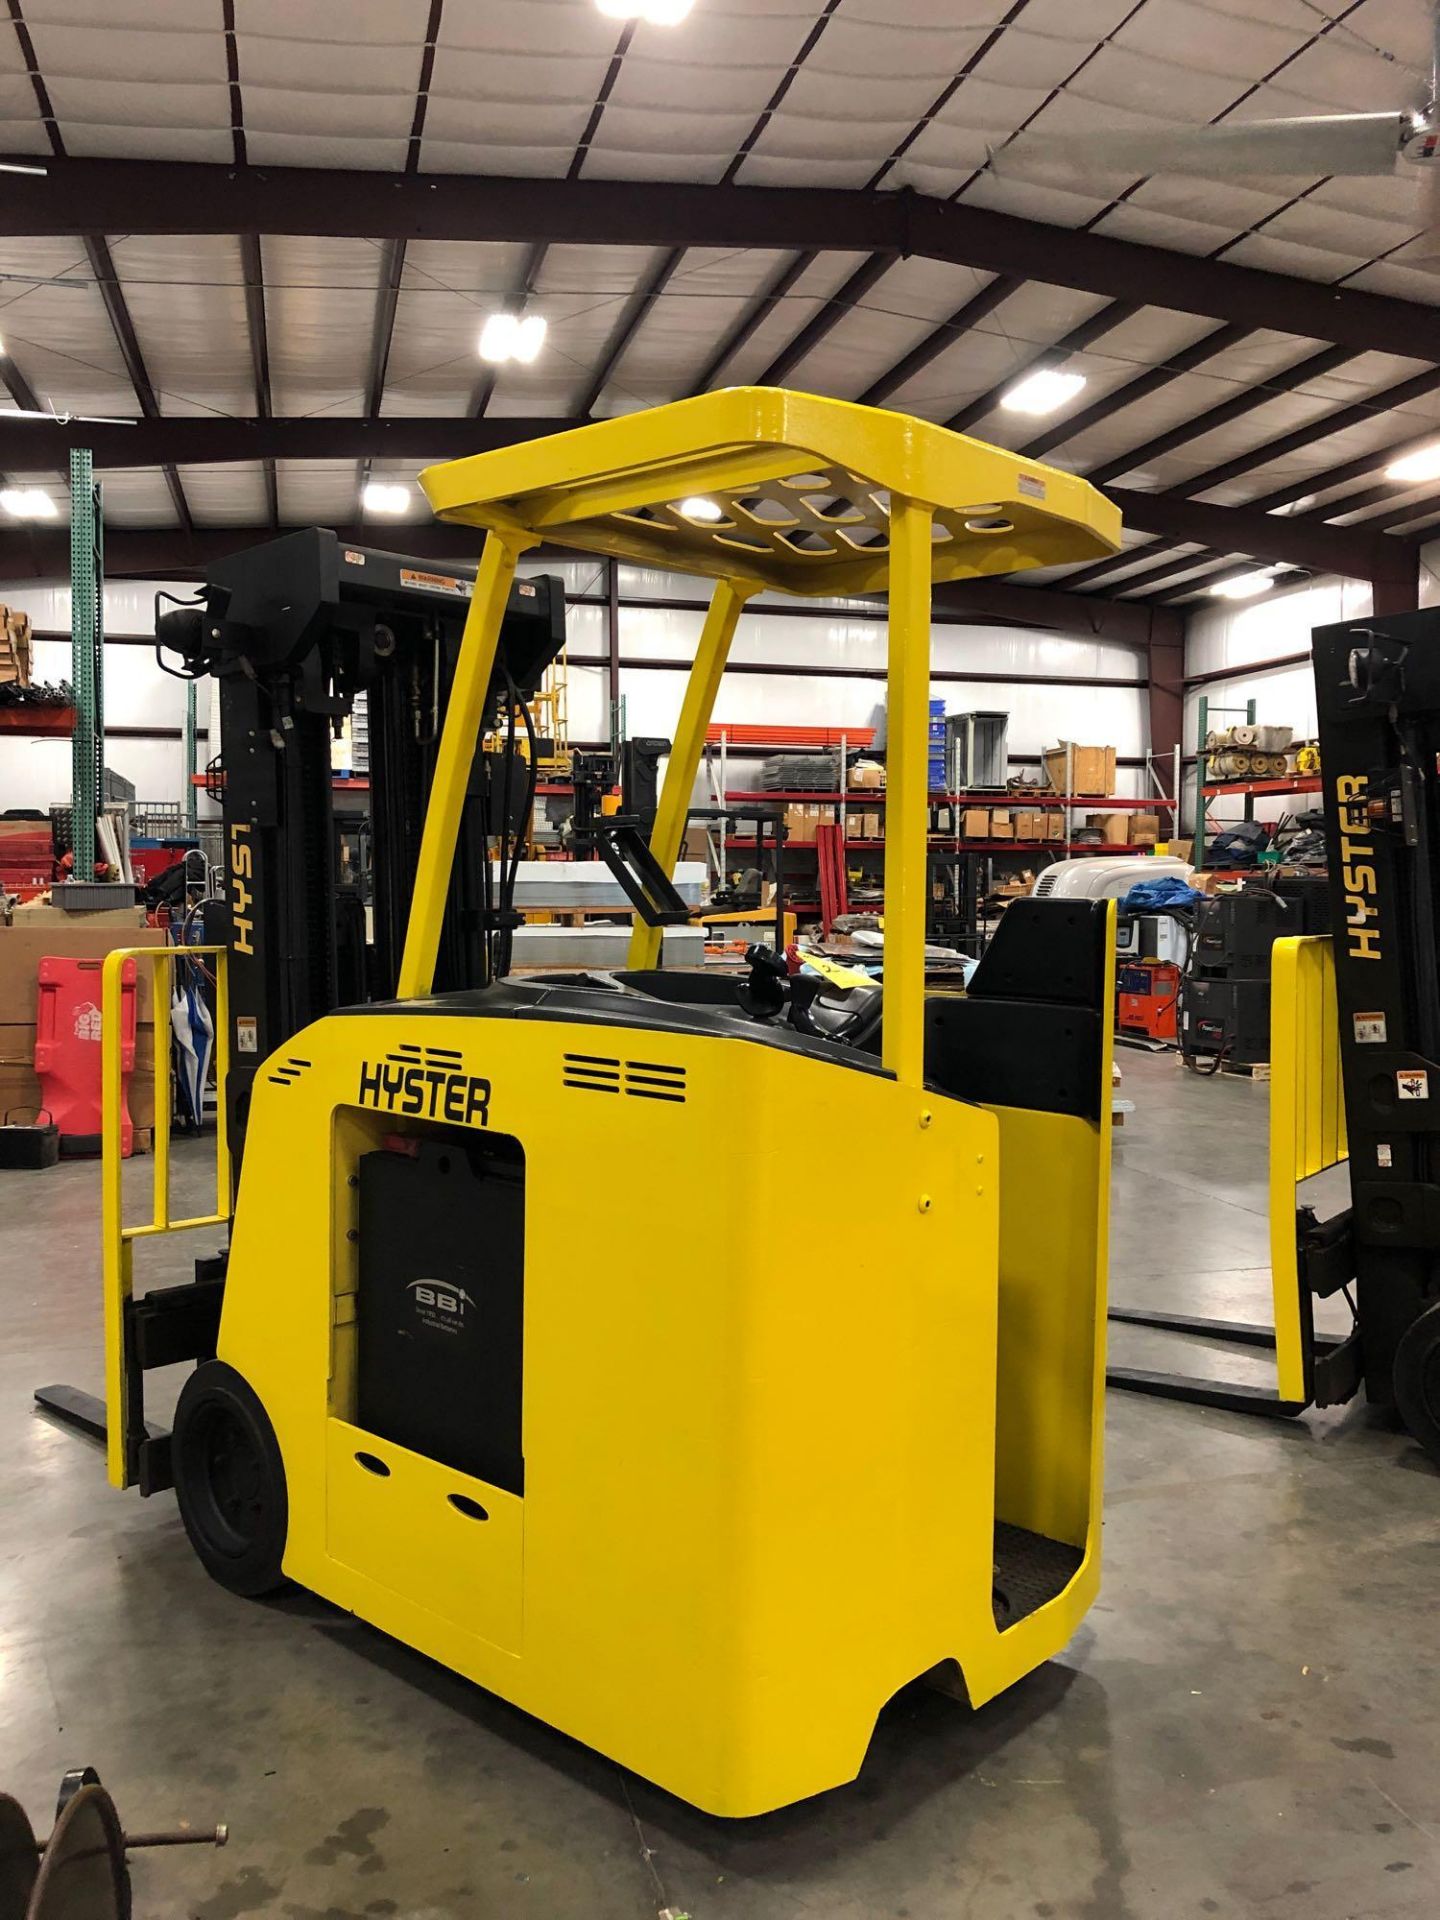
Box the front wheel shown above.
[172,1361,289,1596]
[1392,1301,1440,1470]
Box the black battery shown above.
[1179,977,1271,1064]
[356,1130,525,1494]
[1192,892,1290,978]
[1271,871,1332,934]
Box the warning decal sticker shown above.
[400,567,473,598]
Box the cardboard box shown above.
[0,1031,156,1128]
[1045,743,1117,797]
[0,1022,31,1067]
[961,807,990,838]
[1045,813,1064,842]
[783,805,814,846]
[1086,812,1131,846]
[848,760,885,791]
[0,924,165,1026]
[1130,812,1161,846]
[1164,837,1194,863]
[10,903,148,927]
[0,1060,41,1122]
[990,808,1015,840]
[1016,809,1046,840]
[0,604,33,687]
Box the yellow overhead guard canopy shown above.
[419,387,1121,597]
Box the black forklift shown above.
[36,528,568,1477]
[1106,610,1440,1467]
[154,528,567,1167]
[1308,605,1440,1462]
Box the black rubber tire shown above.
[172,1361,289,1597]
[1392,1300,1440,1470]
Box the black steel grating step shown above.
[992,1521,1084,1629]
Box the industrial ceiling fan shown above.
[992,4,1440,253]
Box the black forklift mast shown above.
[1312,605,1440,1452]
[155,528,565,1164]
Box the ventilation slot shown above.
[563,1052,622,1094]
[561,1054,686,1103]
[624,1060,686,1104]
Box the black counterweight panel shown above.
[357,1132,525,1495]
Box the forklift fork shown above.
[1107,936,1361,1420]
[34,946,233,1493]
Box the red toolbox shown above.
[34,955,137,1157]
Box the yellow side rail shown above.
[102,945,230,1489]
[1109,933,1351,1416]
[1268,934,1348,1403]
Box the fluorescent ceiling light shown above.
[1385,444,1440,484]
[677,496,723,522]
[478,311,547,365]
[362,482,410,515]
[1209,567,1279,600]
[0,161,46,177]
[597,0,694,20]
[999,367,1087,416]
[0,406,136,424]
[0,487,58,519]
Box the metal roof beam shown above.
[0,517,1173,638]
[0,411,1408,577]
[1062,542,1210,595]
[689,251,815,395]
[1108,550,1239,599]
[0,415,564,465]
[577,247,682,416]
[239,233,278,528]
[83,235,192,534]
[1086,342,1356,488]
[1153,559,1303,604]
[0,343,42,414]
[9,160,1440,357]
[1177,365,1440,503]
[931,575,1184,648]
[1017,322,1251,460]
[356,236,406,516]
[754,251,894,388]
[856,274,1020,409]
[1105,483,1382,579]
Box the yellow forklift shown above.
[82,390,1121,1816]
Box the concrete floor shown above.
[3,1050,1439,1919]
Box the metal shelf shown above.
[724,789,1176,808]
[190,772,370,791]
[0,706,75,738]
[724,837,1147,855]
[1203,777,1320,798]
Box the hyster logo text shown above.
[358,1051,491,1126]
[229,823,255,956]
[1336,773,1382,963]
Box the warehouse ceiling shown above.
[0,0,1438,610]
